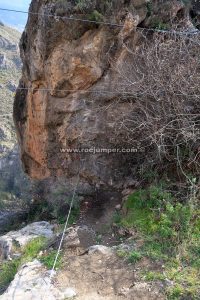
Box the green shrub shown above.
[166,266,200,300]
[128,251,142,264]
[88,10,103,22]
[40,250,63,270]
[120,183,200,299]
[0,237,47,292]
[116,249,127,258]
[126,185,172,210]
[141,240,168,261]
[22,237,47,262]
[155,203,192,246]
[122,186,193,249]
[167,284,184,299]
[0,259,21,291]
[113,211,122,224]
[143,271,165,281]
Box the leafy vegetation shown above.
[88,10,104,22]
[21,237,47,262]
[0,237,47,292]
[0,235,65,293]
[117,248,143,263]
[127,251,143,264]
[0,259,21,292]
[115,183,200,299]
[40,250,63,270]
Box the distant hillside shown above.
[0,23,31,214]
[0,1,30,31]
[0,22,21,157]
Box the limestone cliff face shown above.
[14,0,199,188]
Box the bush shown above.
[123,186,194,250]
[116,34,199,179]
[119,183,200,299]
[0,259,21,292]
[128,251,142,264]
[126,185,172,210]
[156,203,192,245]
[88,10,103,22]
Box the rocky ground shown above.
[0,196,166,300]
[0,181,199,299]
[55,245,164,300]
[0,244,165,300]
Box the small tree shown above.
[114,31,199,180]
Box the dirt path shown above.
[77,190,123,246]
[54,192,165,300]
[56,247,164,300]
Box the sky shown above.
[0,0,31,31]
